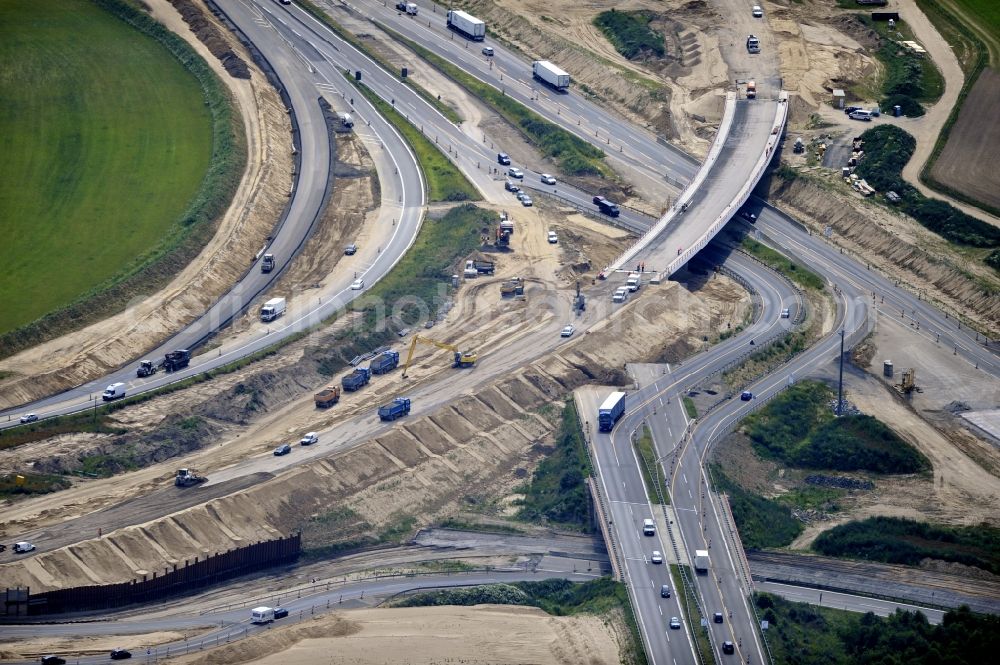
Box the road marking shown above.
[683,473,688,484]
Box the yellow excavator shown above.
[401,334,477,378]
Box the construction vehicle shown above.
[342,366,372,392]
[746,79,756,99]
[500,277,524,297]
[163,349,191,372]
[136,360,158,378]
[175,468,207,487]
[401,334,477,378]
[378,397,411,421]
[573,281,586,313]
[261,253,275,273]
[370,350,400,375]
[896,368,917,394]
[314,385,341,408]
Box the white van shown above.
[13,541,36,553]
[849,109,872,122]
[642,519,656,536]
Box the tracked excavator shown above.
[401,334,477,378]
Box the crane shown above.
[401,334,477,378]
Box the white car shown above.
[482,46,494,56]
[752,5,763,18]
[521,196,533,207]
[669,616,681,629]
[540,173,556,185]
[561,324,575,337]
[19,413,38,424]
[507,167,524,179]
[651,550,663,564]
[547,231,558,243]
[350,278,364,290]
[300,432,319,446]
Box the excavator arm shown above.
[401,334,475,378]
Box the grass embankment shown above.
[741,238,824,291]
[710,464,803,548]
[375,24,611,178]
[857,15,944,115]
[0,472,71,500]
[350,80,478,202]
[593,10,665,60]
[682,396,698,419]
[632,425,669,504]
[813,516,1000,575]
[0,0,242,353]
[743,380,930,474]
[515,398,594,529]
[756,592,999,665]
[949,0,1000,63]
[296,0,462,123]
[854,125,1000,270]
[394,578,647,665]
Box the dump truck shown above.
[500,277,524,297]
[370,350,400,375]
[446,9,485,40]
[314,385,341,408]
[260,297,286,322]
[746,34,760,53]
[694,549,710,574]
[463,259,495,277]
[598,391,626,432]
[261,253,275,273]
[136,360,158,378]
[102,382,127,401]
[378,397,411,421]
[163,349,191,372]
[342,366,371,391]
[746,80,757,99]
[175,468,207,487]
[532,60,570,91]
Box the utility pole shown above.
[837,328,845,416]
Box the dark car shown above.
[273,607,289,619]
[844,105,861,114]
[722,641,735,654]
[344,243,358,255]
[497,152,511,165]
[740,391,753,401]
[660,584,671,598]
[110,649,132,660]
[741,210,757,223]
[273,444,292,456]
[714,612,724,623]
[41,657,66,665]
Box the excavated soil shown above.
[0,0,293,408]
[769,174,1000,334]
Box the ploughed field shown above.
[0,0,212,335]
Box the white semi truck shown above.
[446,9,485,40]
[532,60,570,91]
[260,297,286,323]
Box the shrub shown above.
[593,10,665,60]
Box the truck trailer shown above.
[694,549,710,574]
[102,382,127,402]
[314,385,341,408]
[446,9,485,40]
[260,297,286,323]
[593,196,621,217]
[163,349,191,372]
[378,397,411,421]
[251,607,275,624]
[342,366,372,391]
[370,350,400,375]
[532,60,570,91]
[261,253,275,273]
[598,391,626,431]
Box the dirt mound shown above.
[169,0,249,78]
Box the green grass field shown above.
[954,0,1000,62]
[0,0,212,335]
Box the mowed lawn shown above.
[0,0,212,335]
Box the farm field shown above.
[0,0,212,335]
[930,68,1000,211]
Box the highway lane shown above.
[755,581,946,625]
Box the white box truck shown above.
[102,382,127,401]
[694,549,710,574]
[251,606,275,624]
[260,297,286,323]
[405,2,418,14]
[447,9,485,41]
[626,272,641,292]
[532,60,570,91]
